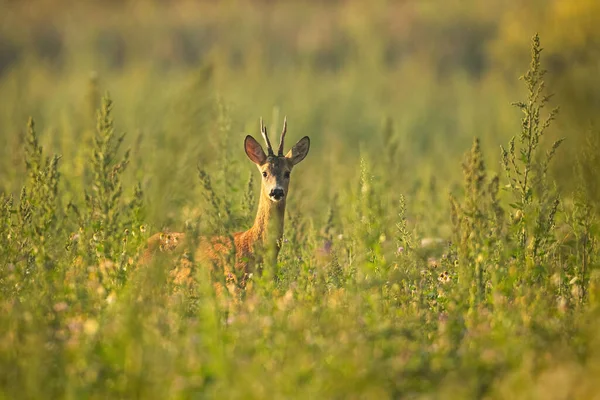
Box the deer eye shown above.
[262,171,267,178]
[284,171,290,179]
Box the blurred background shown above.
[1,0,599,233]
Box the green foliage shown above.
[1,4,600,396]
[565,130,600,305]
[65,93,146,292]
[0,118,62,298]
[451,138,505,310]
[498,34,564,287]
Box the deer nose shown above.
[270,188,285,200]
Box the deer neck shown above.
[250,190,286,248]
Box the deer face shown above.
[244,118,310,203]
[258,157,292,202]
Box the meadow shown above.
[1,1,600,398]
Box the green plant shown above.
[0,15,600,399]
[501,34,563,269]
[67,93,145,291]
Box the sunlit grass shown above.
[1,1,600,397]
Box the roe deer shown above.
[143,117,310,287]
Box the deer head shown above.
[244,117,310,203]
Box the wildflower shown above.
[140,225,146,233]
[438,271,451,284]
[83,319,99,336]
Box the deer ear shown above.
[285,136,310,166]
[245,135,267,165]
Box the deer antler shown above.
[260,117,274,156]
[278,116,287,156]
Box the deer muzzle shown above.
[269,187,285,201]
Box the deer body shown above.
[142,118,310,286]
[232,190,285,270]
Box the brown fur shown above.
[140,119,310,289]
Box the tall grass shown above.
[0,31,599,398]
[2,0,600,396]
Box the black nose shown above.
[270,188,284,200]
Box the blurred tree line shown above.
[0,0,598,199]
